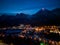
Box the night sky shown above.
[0,0,60,15]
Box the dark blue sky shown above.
[0,0,60,15]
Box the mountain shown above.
[15,13,30,24]
[52,8,60,25]
[52,8,60,18]
[52,8,60,15]
[0,8,60,27]
[0,13,29,27]
[33,8,56,18]
[31,8,57,25]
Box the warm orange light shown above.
[18,35,25,38]
[34,37,37,40]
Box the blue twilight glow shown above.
[0,0,60,15]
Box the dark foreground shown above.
[0,29,60,45]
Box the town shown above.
[0,24,60,45]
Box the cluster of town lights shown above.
[0,24,60,34]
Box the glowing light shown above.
[40,42,45,45]
[42,8,45,11]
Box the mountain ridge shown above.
[0,8,60,27]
